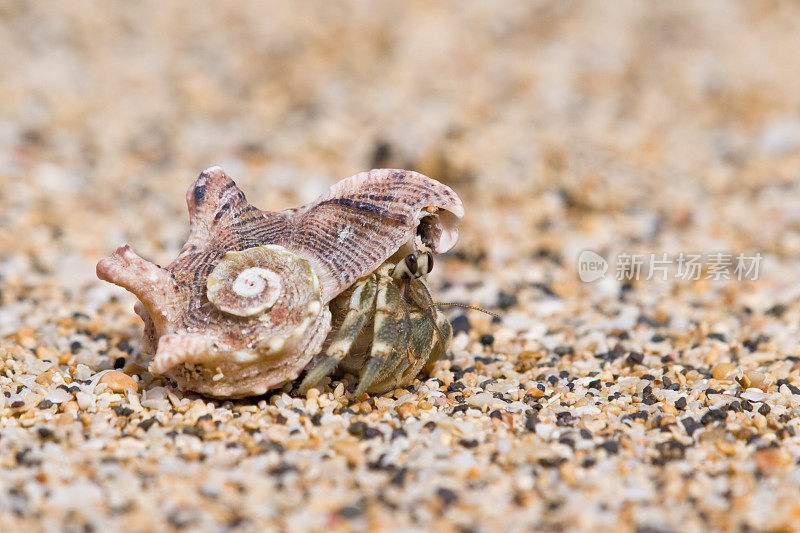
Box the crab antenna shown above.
[425,302,501,319]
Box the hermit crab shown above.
[96,167,463,398]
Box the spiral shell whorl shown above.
[207,245,315,318]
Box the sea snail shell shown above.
[96,167,464,398]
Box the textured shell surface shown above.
[96,167,464,397]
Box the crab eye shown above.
[391,253,420,280]
[424,251,434,274]
[405,253,418,275]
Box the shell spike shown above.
[96,244,178,320]
[185,166,253,242]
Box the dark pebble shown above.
[391,427,408,440]
[16,448,39,466]
[451,404,468,415]
[113,357,126,369]
[743,338,759,352]
[112,405,134,417]
[642,392,658,405]
[758,404,771,416]
[268,461,297,476]
[36,399,54,409]
[626,352,644,365]
[115,340,133,353]
[556,411,575,426]
[450,315,471,335]
[606,345,626,361]
[182,425,203,438]
[539,456,566,468]
[746,434,762,446]
[700,408,727,425]
[497,292,518,309]
[479,334,495,347]
[348,421,368,437]
[681,417,701,436]
[390,467,408,486]
[337,505,363,519]
[656,439,686,460]
[364,427,382,439]
[370,140,392,167]
[447,381,465,392]
[138,418,158,431]
[258,440,284,454]
[766,304,787,317]
[598,441,619,454]
[436,487,459,508]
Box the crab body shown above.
[96,167,463,398]
[301,252,452,396]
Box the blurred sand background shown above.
[3,2,800,532]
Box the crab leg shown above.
[298,277,377,393]
[407,279,448,372]
[355,278,408,396]
[425,310,452,374]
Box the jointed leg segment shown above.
[355,274,410,395]
[298,276,377,393]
